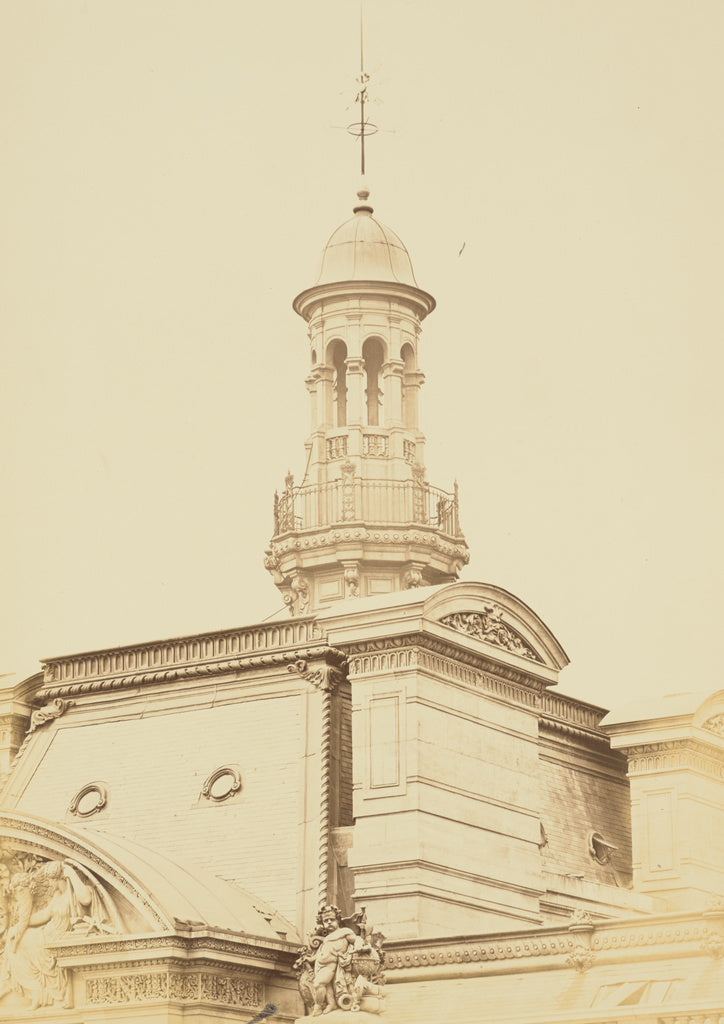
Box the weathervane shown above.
[346,2,378,176]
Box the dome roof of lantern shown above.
[315,189,418,287]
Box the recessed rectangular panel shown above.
[366,576,394,596]
[369,695,400,788]
[318,576,344,602]
[646,790,674,872]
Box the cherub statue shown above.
[297,904,386,1016]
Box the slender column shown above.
[402,370,425,430]
[314,366,335,430]
[382,360,404,427]
[345,357,365,425]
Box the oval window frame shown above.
[201,765,242,803]
[69,782,108,818]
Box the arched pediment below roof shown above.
[0,812,298,941]
[695,688,724,741]
[422,582,569,673]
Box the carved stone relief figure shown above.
[0,847,123,1010]
[295,905,385,1016]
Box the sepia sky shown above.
[2,0,722,710]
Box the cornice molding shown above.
[383,914,721,972]
[342,633,545,704]
[35,644,344,701]
[53,932,297,964]
[269,524,469,561]
[620,739,724,779]
[40,619,321,690]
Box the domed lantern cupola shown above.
[264,188,469,615]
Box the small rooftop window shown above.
[69,782,107,818]
[588,829,617,865]
[201,765,242,803]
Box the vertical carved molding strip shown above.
[341,460,356,522]
[318,681,333,910]
[288,658,346,910]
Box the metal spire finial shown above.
[347,1,377,177]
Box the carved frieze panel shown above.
[440,606,542,663]
[344,634,543,706]
[85,970,263,1007]
[622,740,724,780]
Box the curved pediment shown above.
[423,582,569,673]
[694,689,724,742]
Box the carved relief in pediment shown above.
[440,605,543,663]
[702,713,724,738]
[0,842,125,1011]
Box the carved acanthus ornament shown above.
[28,698,73,735]
[295,905,385,1017]
[11,698,75,770]
[440,605,542,662]
[289,660,345,694]
[0,842,124,1010]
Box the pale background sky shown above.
[2,0,722,710]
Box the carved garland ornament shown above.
[440,605,542,662]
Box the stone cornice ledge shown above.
[36,644,346,701]
[51,930,299,969]
[383,910,722,977]
[39,618,321,690]
[343,632,546,703]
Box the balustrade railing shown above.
[272,476,462,537]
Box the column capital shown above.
[404,370,426,388]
